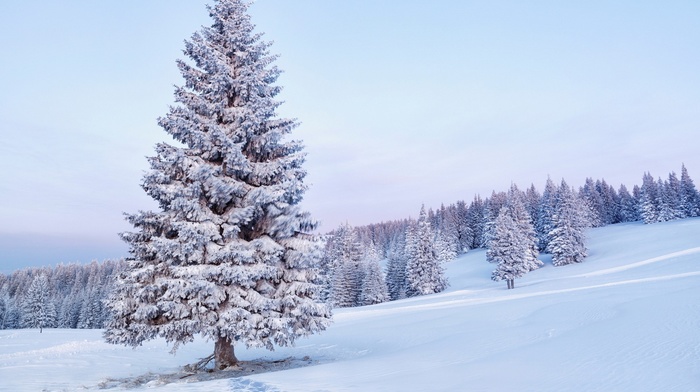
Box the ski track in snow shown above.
[574,246,700,277]
[337,257,700,319]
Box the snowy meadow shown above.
[1,218,698,391]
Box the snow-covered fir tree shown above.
[405,206,448,297]
[436,205,461,258]
[632,184,643,216]
[547,180,589,266]
[316,237,335,304]
[0,286,8,329]
[103,0,331,369]
[640,172,661,224]
[680,164,700,217]
[454,200,474,252]
[434,230,458,263]
[402,222,418,293]
[579,178,604,228]
[595,179,618,225]
[327,223,364,308]
[58,293,81,329]
[78,288,104,329]
[385,231,408,301]
[360,259,389,306]
[331,260,363,308]
[22,274,56,333]
[467,196,486,249]
[363,241,383,265]
[481,191,508,248]
[487,208,530,289]
[536,177,558,251]
[658,173,684,222]
[524,184,541,226]
[617,184,639,222]
[505,185,542,272]
[2,295,20,330]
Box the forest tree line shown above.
[0,260,123,330]
[323,164,700,304]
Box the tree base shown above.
[214,337,238,370]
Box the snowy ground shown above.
[1,219,699,391]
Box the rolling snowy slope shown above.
[1,219,699,391]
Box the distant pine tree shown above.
[405,206,448,296]
[536,177,558,251]
[467,196,486,249]
[329,223,364,308]
[435,230,458,263]
[360,260,389,306]
[77,289,104,329]
[598,179,620,224]
[525,184,542,226]
[482,191,508,248]
[547,180,588,266]
[488,208,530,289]
[580,178,604,227]
[2,298,20,330]
[0,286,8,329]
[680,164,700,218]
[661,172,684,221]
[506,185,542,272]
[331,259,363,308]
[454,200,473,253]
[22,275,56,333]
[640,172,661,224]
[632,184,643,219]
[656,177,674,222]
[436,205,461,257]
[385,231,408,301]
[617,184,639,222]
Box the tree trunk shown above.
[214,337,238,370]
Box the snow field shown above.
[1,218,699,391]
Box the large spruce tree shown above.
[104,0,331,369]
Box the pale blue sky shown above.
[1,1,699,272]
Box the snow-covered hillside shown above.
[1,219,699,391]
